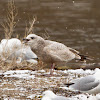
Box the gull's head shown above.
[23,34,44,46]
[42,90,56,99]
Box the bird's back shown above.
[41,40,76,64]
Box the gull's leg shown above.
[50,63,55,75]
[41,63,56,77]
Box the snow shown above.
[0,68,100,99]
[68,94,100,100]
[3,70,35,79]
[64,69,94,74]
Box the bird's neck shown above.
[31,39,45,55]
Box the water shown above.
[0,0,100,64]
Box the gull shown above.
[23,34,91,75]
[0,38,21,55]
[64,69,100,94]
[0,38,38,64]
[6,45,38,64]
[41,90,68,100]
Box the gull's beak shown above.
[23,38,30,44]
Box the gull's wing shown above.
[43,42,75,62]
[69,75,99,91]
[68,47,81,59]
[6,47,37,61]
[22,47,37,60]
[68,47,79,54]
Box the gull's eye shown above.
[31,37,35,39]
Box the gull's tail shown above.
[78,54,93,61]
[64,83,74,87]
[68,47,93,61]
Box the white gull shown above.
[64,69,100,94]
[0,38,38,64]
[41,90,68,100]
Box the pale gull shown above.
[64,70,100,94]
[23,34,91,75]
[41,90,68,100]
[0,38,38,64]
[6,45,38,64]
[0,38,21,55]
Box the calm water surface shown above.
[0,0,100,64]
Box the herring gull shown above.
[41,90,68,100]
[23,34,91,75]
[64,70,100,94]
